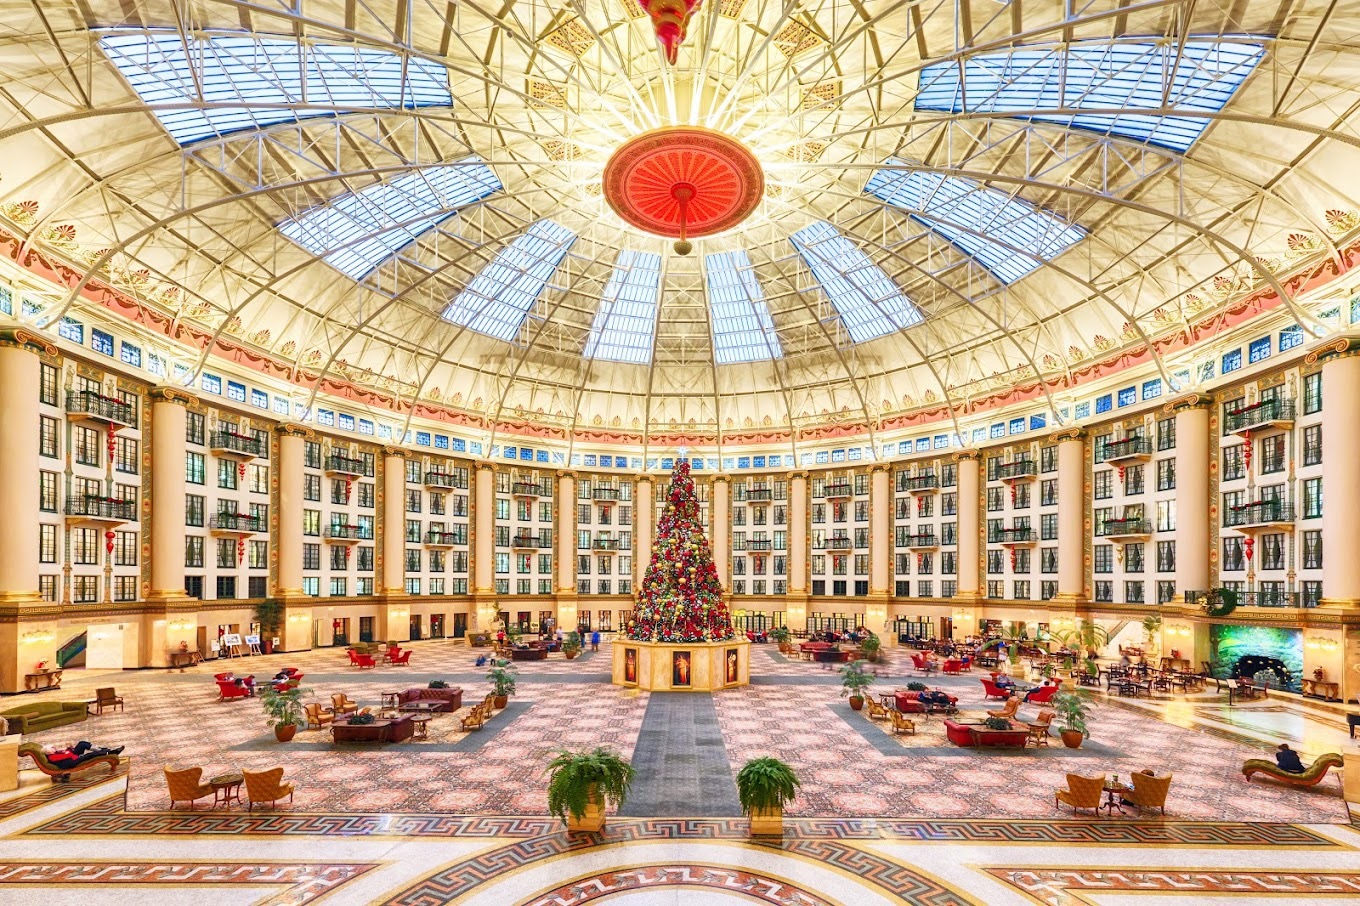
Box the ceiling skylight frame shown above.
[790,221,923,344]
[442,220,577,343]
[98,30,453,145]
[583,250,662,365]
[704,250,783,364]
[914,39,1267,153]
[278,160,502,282]
[865,161,1087,285]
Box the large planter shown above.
[274,723,297,743]
[565,650,579,660]
[493,694,508,709]
[1060,729,1084,749]
[566,785,606,833]
[848,695,864,711]
[748,806,784,837]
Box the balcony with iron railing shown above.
[1224,500,1295,530]
[1225,397,1296,435]
[592,487,622,501]
[996,461,1037,482]
[423,471,468,490]
[1096,517,1151,539]
[324,524,371,542]
[816,536,854,550]
[898,474,939,494]
[209,431,263,460]
[1186,589,1305,609]
[989,527,1036,545]
[64,495,136,522]
[209,512,265,534]
[65,390,136,427]
[324,453,366,476]
[592,538,623,552]
[424,531,459,547]
[742,539,773,552]
[1100,436,1152,464]
[742,488,773,502]
[902,532,939,549]
[818,482,854,499]
[513,481,551,497]
[513,534,551,549]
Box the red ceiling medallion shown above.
[602,127,764,255]
[638,0,703,63]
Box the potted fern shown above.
[546,747,634,832]
[983,716,1012,732]
[861,633,882,663]
[563,631,582,660]
[488,663,517,708]
[839,659,873,710]
[260,685,311,742]
[771,626,791,654]
[1054,692,1093,749]
[736,757,800,836]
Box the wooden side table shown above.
[209,773,243,809]
[410,715,432,741]
[1101,782,1129,816]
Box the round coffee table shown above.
[209,772,243,809]
[1101,782,1129,815]
[410,715,432,741]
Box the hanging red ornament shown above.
[106,423,116,462]
[1244,536,1254,561]
[916,496,924,516]
[1010,548,1017,571]
[1010,483,1016,506]
[1117,465,1126,486]
[1242,430,1252,473]
[238,537,246,566]
[104,530,115,556]
[345,545,352,564]
[239,461,246,482]
[345,478,353,502]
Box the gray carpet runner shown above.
[618,692,742,817]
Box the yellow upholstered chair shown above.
[1124,770,1171,815]
[243,767,294,811]
[1055,773,1105,816]
[303,703,333,729]
[330,693,359,716]
[1025,709,1056,747]
[460,705,487,731]
[987,696,1020,720]
[865,698,889,720]
[482,693,497,713]
[164,765,215,810]
[890,711,915,735]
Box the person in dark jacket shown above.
[1275,743,1305,773]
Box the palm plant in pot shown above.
[260,685,310,742]
[839,659,873,710]
[1053,692,1093,749]
[488,663,517,708]
[563,631,582,660]
[771,626,791,653]
[546,746,634,832]
[860,632,882,663]
[736,756,800,836]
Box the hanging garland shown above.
[1202,587,1240,618]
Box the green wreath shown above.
[1202,587,1239,618]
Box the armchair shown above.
[243,767,294,811]
[1055,774,1104,816]
[980,678,1012,700]
[331,693,360,716]
[890,711,915,736]
[460,705,488,731]
[986,697,1020,720]
[353,653,376,669]
[303,703,334,728]
[216,680,251,701]
[163,765,215,809]
[865,698,889,720]
[94,687,124,714]
[1024,684,1059,705]
[1124,770,1171,815]
[389,650,412,666]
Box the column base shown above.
[613,639,750,690]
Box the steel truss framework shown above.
[0,0,1358,451]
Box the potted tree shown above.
[254,600,283,654]
[546,747,634,832]
[861,633,882,663]
[771,626,791,654]
[735,757,800,837]
[1141,615,1163,660]
[260,684,310,742]
[1054,691,1093,749]
[488,663,517,708]
[563,631,582,659]
[839,659,873,711]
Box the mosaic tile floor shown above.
[7,638,1359,904]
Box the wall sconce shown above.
[1306,636,1339,652]
[20,630,54,644]
[1167,625,1193,638]
[168,619,193,633]
[287,612,308,624]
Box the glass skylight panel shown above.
[914,40,1265,152]
[705,250,782,364]
[98,31,452,145]
[583,250,661,365]
[789,221,922,343]
[279,160,501,281]
[865,161,1086,284]
[442,220,576,343]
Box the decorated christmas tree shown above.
[626,459,735,643]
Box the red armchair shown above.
[942,658,967,674]
[1025,684,1060,705]
[353,653,376,669]
[389,650,412,666]
[980,678,1012,700]
[910,653,937,674]
[216,679,251,701]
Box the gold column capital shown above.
[275,422,314,439]
[951,449,982,463]
[1048,426,1086,443]
[381,444,407,459]
[1162,393,1213,415]
[1305,334,1360,365]
[0,327,56,357]
[474,461,496,473]
[148,385,194,406]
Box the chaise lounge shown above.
[19,743,118,782]
[1242,752,1342,788]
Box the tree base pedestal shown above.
[612,639,750,691]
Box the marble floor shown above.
[6,638,1360,904]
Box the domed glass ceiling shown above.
[1,0,1357,442]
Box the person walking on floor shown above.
[590,630,600,652]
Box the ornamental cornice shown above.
[1304,334,1360,366]
[0,327,56,357]
[950,449,982,462]
[148,385,193,406]
[474,461,495,472]
[1162,393,1213,415]
[274,422,313,439]
[1048,426,1086,443]
[788,470,809,481]
[381,445,407,459]
[712,473,731,484]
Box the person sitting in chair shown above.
[918,688,954,708]
[1275,743,1305,774]
[42,741,124,768]
[1023,679,1055,703]
[992,672,1016,690]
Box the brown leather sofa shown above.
[397,687,463,712]
[331,716,416,743]
[510,647,548,661]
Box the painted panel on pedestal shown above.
[624,648,637,684]
[672,651,691,686]
[725,648,739,684]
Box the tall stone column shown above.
[275,424,312,651]
[867,464,892,634]
[786,471,809,632]
[147,387,196,663]
[555,470,578,633]
[711,475,731,592]
[1053,429,1087,602]
[1168,396,1212,602]
[472,462,497,633]
[954,451,982,601]
[635,476,654,590]
[378,446,409,642]
[0,331,55,692]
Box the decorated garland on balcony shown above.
[1201,586,1240,618]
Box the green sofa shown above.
[1,701,87,734]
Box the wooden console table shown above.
[1302,678,1340,701]
[23,670,62,692]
